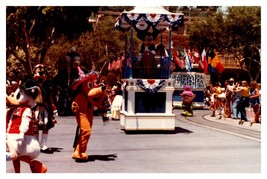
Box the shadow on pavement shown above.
[174,127,193,134]
[75,154,117,163]
[123,127,193,135]
[41,147,63,154]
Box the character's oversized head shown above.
[181,86,194,97]
[181,86,196,104]
[72,67,110,116]
[33,64,46,82]
[6,80,42,108]
[72,66,98,92]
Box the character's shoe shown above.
[40,145,53,154]
[72,151,88,161]
[41,148,53,154]
[30,160,47,173]
[187,113,193,117]
[180,111,187,116]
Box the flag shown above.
[201,49,208,74]
[207,49,216,73]
[211,49,224,74]
[193,48,200,64]
[184,48,192,71]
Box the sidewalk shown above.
[203,112,261,131]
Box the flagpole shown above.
[168,28,172,79]
[129,28,133,79]
[124,32,128,78]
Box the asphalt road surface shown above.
[6,109,261,173]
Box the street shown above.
[6,109,261,173]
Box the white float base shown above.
[120,111,175,131]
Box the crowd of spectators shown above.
[204,78,261,126]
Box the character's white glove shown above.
[16,132,24,146]
[151,50,156,55]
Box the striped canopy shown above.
[114,6,184,38]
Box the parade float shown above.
[114,6,184,131]
[172,71,208,109]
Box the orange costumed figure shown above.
[71,67,111,161]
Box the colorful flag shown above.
[184,48,192,72]
[193,48,200,64]
[201,49,208,74]
[207,49,216,73]
[211,49,224,74]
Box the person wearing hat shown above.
[225,78,235,118]
[6,80,47,173]
[71,66,111,161]
[138,34,157,78]
[32,64,57,154]
[180,86,196,117]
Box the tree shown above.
[225,6,261,81]
[186,6,261,81]
[6,6,99,80]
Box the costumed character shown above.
[32,64,57,154]
[111,81,123,120]
[71,66,111,161]
[138,34,158,77]
[6,80,47,173]
[180,86,196,117]
[65,47,84,84]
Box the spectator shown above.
[249,81,261,126]
[214,82,225,119]
[209,85,216,117]
[224,80,232,118]
[204,82,212,107]
[228,78,235,113]
[110,81,123,120]
[232,81,242,119]
[236,80,250,125]
[257,83,261,122]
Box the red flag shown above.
[201,49,208,74]
[193,48,200,64]
[216,61,225,74]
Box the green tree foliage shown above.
[187,6,261,81]
[6,6,99,80]
[187,7,226,50]
[48,15,141,78]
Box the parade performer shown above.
[138,34,158,77]
[110,81,123,120]
[6,80,47,173]
[180,86,196,117]
[71,66,111,161]
[32,64,57,154]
